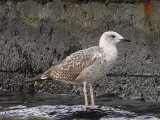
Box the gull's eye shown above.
[111,35,116,38]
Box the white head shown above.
[99,31,130,47]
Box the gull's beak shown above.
[120,38,131,42]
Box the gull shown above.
[25,31,131,108]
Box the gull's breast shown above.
[75,47,117,83]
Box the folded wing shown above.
[41,46,102,82]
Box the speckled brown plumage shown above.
[41,46,104,83]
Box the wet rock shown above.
[0,105,159,120]
[0,92,160,119]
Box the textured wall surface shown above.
[0,0,160,101]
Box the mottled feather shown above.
[41,46,103,83]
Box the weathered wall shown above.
[0,0,160,101]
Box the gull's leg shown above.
[89,83,99,108]
[89,83,95,106]
[83,82,88,107]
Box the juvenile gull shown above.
[25,31,131,108]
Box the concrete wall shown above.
[0,0,160,101]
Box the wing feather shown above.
[42,46,102,82]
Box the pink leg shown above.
[89,83,95,106]
[83,82,88,107]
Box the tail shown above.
[23,68,53,84]
[23,74,51,84]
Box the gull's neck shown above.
[99,38,116,50]
[99,39,118,60]
[100,44,117,55]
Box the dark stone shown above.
[66,108,108,119]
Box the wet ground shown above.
[0,91,160,120]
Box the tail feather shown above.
[23,74,51,84]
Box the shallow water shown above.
[0,91,160,120]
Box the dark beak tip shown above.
[125,39,131,42]
[120,38,131,42]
